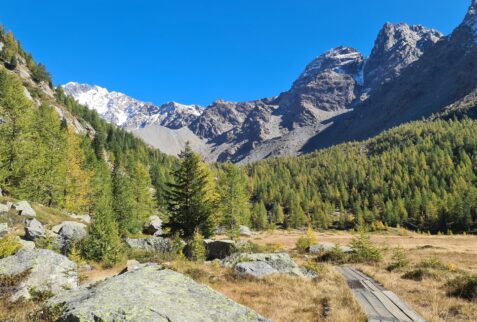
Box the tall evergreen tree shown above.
[165,143,215,238]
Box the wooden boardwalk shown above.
[337,267,426,322]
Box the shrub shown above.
[402,268,438,281]
[236,241,283,254]
[350,230,382,263]
[386,247,410,272]
[419,257,445,270]
[0,234,21,258]
[295,227,317,253]
[446,275,477,301]
[316,245,350,264]
[35,235,60,252]
[188,231,206,262]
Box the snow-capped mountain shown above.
[62,82,203,129]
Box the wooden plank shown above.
[353,289,382,319]
[372,291,414,322]
[382,291,426,322]
[359,290,396,320]
[362,279,382,292]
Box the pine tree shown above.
[251,201,267,230]
[112,162,138,235]
[216,163,251,231]
[165,143,215,238]
[131,162,156,227]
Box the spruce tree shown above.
[112,162,138,235]
[165,143,215,238]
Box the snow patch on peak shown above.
[61,82,203,129]
[300,47,363,79]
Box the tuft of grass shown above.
[401,268,438,281]
[446,274,477,302]
[0,234,21,258]
[418,257,445,270]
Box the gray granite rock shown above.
[235,261,278,278]
[14,201,36,217]
[239,225,252,236]
[125,236,174,253]
[48,265,269,322]
[0,223,9,237]
[223,252,304,276]
[0,249,78,302]
[204,239,237,260]
[24,218,45,241]
[142,215,162,236]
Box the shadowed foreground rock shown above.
[48,264,269,322]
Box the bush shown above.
[386,247,410,272]
[316,245,350,264]
[188,231,206,262]
[418,257,445,270]
[401,268,438,281]
[236,241,283,254]
[295,227,317,253]
[350,230,382,263]
[446,274,477,301]
[0,234,21,258]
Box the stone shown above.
[223,253,304,276]
[204,239,237,260]
[14,201,36,217]
[142,215,162,236]
[125,236,174,253]
[239,225,252,236]
[0,203,11,214]
[120,260,149,274]
[235,261,278,278]
[0,223,9,237]
[0,249,78,302]
[52,221,87,253]
[24,218,45,241]
[48,265,269,322]
[308,243,353,254]
[16,238,36,250]
[67,213,91,223]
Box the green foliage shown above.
[350,229,382,263]
[165,143,215,238]
[386,247,410,271]
[315,245,350,264]
[446,274,477,301]
[246,118,477,233]
[0,234,21,258]
[401,268,438,281]
[418,257,445,270]
[216,163,251,231]
[251,201,267,230]
[187,230,206,262]
[295,227,317,253]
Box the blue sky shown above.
[2,0,470,106]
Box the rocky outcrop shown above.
[0,249,78,302]
[52,221,87,252]
[24,218,45,241]
[0,223,9,237]
[142,215,162,236]
[308,243,353,254]
[239,225,252,236]
[14,201,36,217]
[235,261,278,278]
[47,265,269,322]
[222,253,304,277]
[125,236,174,253]
[204,239,237,260]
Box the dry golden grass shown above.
[167,260,365,322]
[248,229,477,322]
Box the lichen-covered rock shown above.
[0,203,11,214]
[0,223,9,237]
[308,243,353,254]
[66,213,91,223]
[48,265,269,322]
[14,201,36,217]
[142,215,162,236]
[235,261,278,278]
[223,253,304,276]
[204,239,237,260]
[24,218,45,241]
[125,236,173,253]
[239,225,252,236]
[0,249,78,302]
[16,237,36,250]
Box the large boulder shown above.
[53,221,87,242]
[142,215,162,236]
[24,218,45,241]
[235,261,278,278]
[239,225,252,236]
[223,253,304,276]
[0,249,78,302]
[16,237,36,250]
[0,202,11,214]
[0,223,9,237]
[47,265,269,322]
[14,201,36,217]
[204,239,237,260]
[125,236,174,253]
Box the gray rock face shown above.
[48,265,269,322]
[223,253,304,276]
[67,213,91,223]
[235,261,278,278]
[52,221,87,252]
[125,236,173,253]
[142,215,162,236]
[0,223,9,237]
[204,239,237,260]
[239,225,252,236]
[0,249,78,302]
[24,218,45,241]
[16,237,36,250]
[14,201,36,217]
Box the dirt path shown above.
[337,267,426,322]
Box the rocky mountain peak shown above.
[462,0,477,40]
[364,22,442,89]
